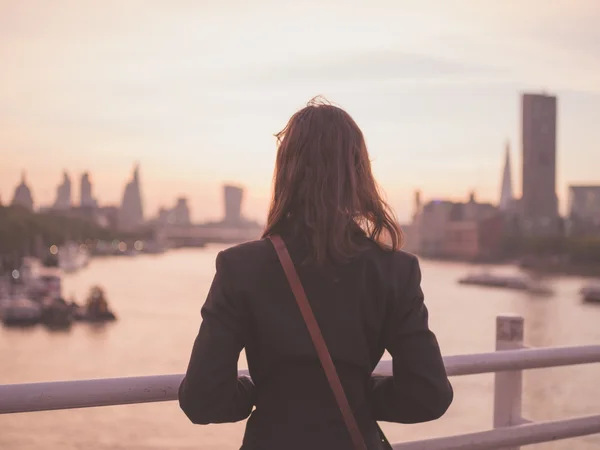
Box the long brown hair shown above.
[263,97,402,265]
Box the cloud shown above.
[219,50,506,90]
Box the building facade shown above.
[157,197,191,226]
[567,185,600,236]
[53,171,72,210]
[80,172,97,208]
[499,141,514,212]
[521,93,558,233]
[223,185,243,225]
[444,215,505,261]
[410,199,455,256]
[410,192,502,260]
[119,164,144,230]
[568,185,600,223]
[11,172,34,211]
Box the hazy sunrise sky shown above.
[1,0,599,222]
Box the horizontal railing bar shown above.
[392,414,600,449]
[0,374,184,415]
[379,344,600,377]
[1,345,599,414]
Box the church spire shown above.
[499,140,514,211]
[133,162,140,184]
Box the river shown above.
[1,244,599,449]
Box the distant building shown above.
[462,192,497,221]
[499,141,514,212]
[53,171,72,210]
[119,164,144,230]
[157,207,170,224]
[156,197,191,226]
[521,92,559,234]
[443,203,504,261]
[401,191,422,253]
[173,197,191,225]
[412,190,422,222]
[567,185,600,236]
[223,185,243,225]
[182,183,262,231]
[80,172,97,208]
[569,186,600,223]
[411,199,455,256]
[11,172,34,211]
[410,191,500,259]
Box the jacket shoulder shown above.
[218,238,276,267]
[392,249,419,268]
[361,241,418,269]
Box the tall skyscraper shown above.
[223,185,243,225]
[521,93,558,231]
[11,172,34,211]
[499,141,514,212]
[119,164,144,229]
[53,171,72,210]
[80,172,97,208]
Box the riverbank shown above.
[520,260,600,277]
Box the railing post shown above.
[494,314,524,450]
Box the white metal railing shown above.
[1,314,599,450]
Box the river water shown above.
[1,244,599,449]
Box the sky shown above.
[1,0,599,223]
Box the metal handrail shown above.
[392,414,600,450]
[1,314,599,450]
[380,344,600,377]
[1,344,599,415]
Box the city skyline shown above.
[1,1,600,222]
[5,164,258,227]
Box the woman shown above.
[179,98,453,449]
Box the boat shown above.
[580,281,600,303]
[40,297,74,329]
[26,269,62,302]
[74,286,117,322]
[458,272,553,295]
[0,296,42,327]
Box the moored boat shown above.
[580,281,600,303]
[40,297,74,329]
[0,297,42,327]
[74,286,117,322]
[458,272,553,295]
[28,271,62,302]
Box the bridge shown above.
[156,224,263,247]
[1,314,599,449]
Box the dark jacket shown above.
[179,233,453,449]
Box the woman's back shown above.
[179,231,452,449]
[179,98,452,449]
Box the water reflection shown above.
[84,322,113,339]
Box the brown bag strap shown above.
[268,235,368,450]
